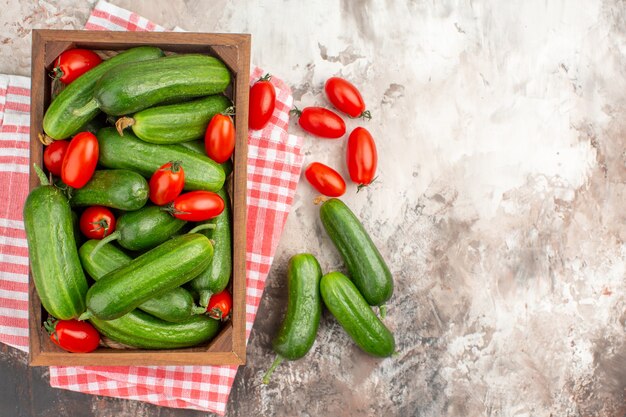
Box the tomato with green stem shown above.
[79,206,116,240]
[51,49,102,85]
[206,290,232,320]
[290,106,346,139]
[44,317,100,353]
[166,191,225,221]
[149,161,185,205]
[61,131,99,189]
[205,108,235,163]
[324,77,370,119]
[249,73,276,130]
[346,127,378,190]
[43,140,69,176]
[304,162,346,197]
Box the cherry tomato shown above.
[206,290,232,320]
[51,49,102,85]
[149,161,185,205]
[205,112,235,163]
[44,317,100,353]
[43,140,69,177]
[79,206,116,240]
[169,191,225,221]
[304,162,346,197]
[249,74,276,130]
[61,131,99,189]
[292,107,346,139]
[347,127,378,189]
[324,77,370,119]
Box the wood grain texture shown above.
[28,29,250,367]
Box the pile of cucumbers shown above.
[25,46,235,350]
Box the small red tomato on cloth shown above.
[43,140,69,177]
[79,206,116,240]
[325,77,370,119]
[44,317,100,353]
[51,49,102,84]
[206,290,232,320]
[249,73,276,130]
[61,131,99,189]
[149,161,185,205]
[168,191,225,221]
[205,111,235,163]
[304,162,346,197]
[346,127,378,189]
[291,106,346,139]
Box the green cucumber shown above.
[68,169,149,211]
[320,272,395,357]
[116,95,232,144]
[97,127,225,191]
[188,188,232,307]
[263,254,322,384]
[79,240,204,323]
[90,309,220,349]
[43,46,164,139]
[178,140,233,177]
[23,165,87,319]
[92,205,186,253]
[81,233,214,321]
[91,54,231,116]
[319,198,393,307]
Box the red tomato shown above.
[206,290,232,320]
[170,191,225,221]
[249,74,276,130]
[44,318,100,353]
[304,162,346,197]
[79,206,116,239]
[43,140,69,177]
[61,132,99,189]
[205,113,235,163]
[293,107,346,139]
[347,127,378,188]
[149,161,185,205]
[324,77,369,119]
[52,49,102,85]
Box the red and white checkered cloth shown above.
[0,1,303,414]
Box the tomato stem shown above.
[115,117,135,136]
[208,307,224,320]
[259,73,272,82]
[33,164,49,186]
[222,106,236,116]
[49,66,64,81]
[289,106,302,118]
[165,160,183,174]
[356,176,378,193]
[359,110,372,121]
[262,355,284,384]
[89,231,121,260]
[43,317,58,335]
[188,224,217,234]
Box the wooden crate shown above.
[28,29,250,366]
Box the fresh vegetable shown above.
[320,272,394,357]
[23,165,87,320]
[149,161,185,205]
[66,169,149,211]
[249,73,276,130]
[167,191,225,222]
[79,206,116,239]
[347,127,378,189]
[90,54,231,116]
[44,317,100,353]
[80,233,213,321]
[115,95,231,144]
[61,131,99,189]
[79,240,205,323]
[51,49,102,85]
[205,111,235,163]
[90,309,220,349]
[263,254,322,384]
[206,290,232,320]
[319,198,393,307]
[178,140,234,177]
[97,127,225,191]
[291,106,346,139]
[90,205,186,253]
[43,46,164,140]
[324,77,370,119]
[304,162,346,197]
[43,140,69,176]
[188,188,232,307]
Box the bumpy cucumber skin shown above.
[94,54,231,115]
[115,205,186,251]
[24,186,87,319]
[69,169,149,211]
[130,95,231,143]
[43,46,164,139]
[97,127,225,191]
[188,188,232,307]
[272,254,323,360]
[178,140,233,177]
[320,272,395,357]
[84,234,213,320]
[90,309,220,349]
[319,198,393,306]
[79,239,199,323]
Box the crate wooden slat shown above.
[29,29,250,366]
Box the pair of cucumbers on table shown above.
[263,198,395,383]
[26,45,238,349]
